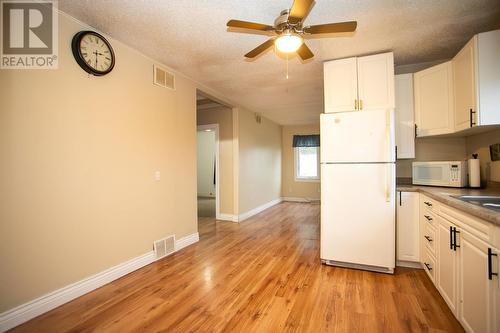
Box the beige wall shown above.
[197,106,234,214]
[0,13,197,312]
[281,124,321,200]
[396,137,467,178]
[196,131,216,197]
[466,129,500,182]
[237,109,282,215]
[396,129,500,184]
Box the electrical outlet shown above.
[154,171,161,181]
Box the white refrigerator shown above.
[320,109,396,274]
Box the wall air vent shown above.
[153,235,175,260]
[153,64,175,90]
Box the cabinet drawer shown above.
[421,195,439,213]
[421,209,437,228]
[423,222,437,256]
[422,248,436,283]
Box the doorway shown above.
[197,124,219,218]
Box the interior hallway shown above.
[197,197,215,217]
[11,203,463,332]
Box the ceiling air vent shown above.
[153,64,175,90]
[153,235,175,260]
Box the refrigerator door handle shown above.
[385,110,390,161]
[384,109,392,202]
[385,164,392,202]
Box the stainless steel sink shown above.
[453,195,500,212]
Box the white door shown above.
[396,191,420,262]
[321,163,395,269]
[459,232,497,333]
[324,57,358,113]
[357,52,395,111]
[395,74,415,159]
[437,218,459,315]
[414,61,455,137]
[453,36,477,131]
[320,110,394,163]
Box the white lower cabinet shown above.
[396,191,420,263]
[437,217,459,315]
[409,192,500,333]
[459,232,498,333]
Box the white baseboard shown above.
[175,232,200,251]
[282,197,320,203]
[0,232,199,332]
[216,214,238,222]
[238,198,282,222]
[396,260,423,269]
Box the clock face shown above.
[72,31,115,76]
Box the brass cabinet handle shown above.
[360,99,363,110]
[354,99,358,110]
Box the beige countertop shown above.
[396,185,500,227]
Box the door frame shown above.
[197,124,220,219]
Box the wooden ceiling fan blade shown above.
[227,19,274,32]
[304,21,357,34]
[297,43,314,60]
[244,39,275,58]
[288,0,314,24]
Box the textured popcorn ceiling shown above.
[59,0,500,125]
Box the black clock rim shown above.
[71,30,115,76]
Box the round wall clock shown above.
[71,31,115,76]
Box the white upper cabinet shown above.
[414,61,455,137]
[357,52,395,111]
[324,57,358,113]
[414,29,500,137]
[324,52,394,113]
[395,74,415,159]
[453,37,477,131]
[477,30,500,126]
[453,29,500,130]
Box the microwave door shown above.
[413,164,451,186]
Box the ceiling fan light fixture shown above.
[275,33,303,53]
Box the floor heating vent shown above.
[154,235,175,259]
[153,65,175,90]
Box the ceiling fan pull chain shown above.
[286,53,289,79]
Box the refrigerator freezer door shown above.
[320,163,395,270]
[320,109,395,163]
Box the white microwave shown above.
[412,161,468,187]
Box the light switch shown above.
[154,171,161,181]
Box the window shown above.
[295,146,320,181]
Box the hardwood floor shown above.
[10,202,463,332]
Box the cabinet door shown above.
[437,218,459,315]
[396,191,419,262]
[453,36,477,131]
[459,232,497,333]
[324,58,358,113]
[395,74,415,159]
[414,61,455,137]
[357,52,395,111]
[477,29,500,126]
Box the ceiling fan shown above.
[226,0,357,60]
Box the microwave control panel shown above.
[450,164,460,182]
